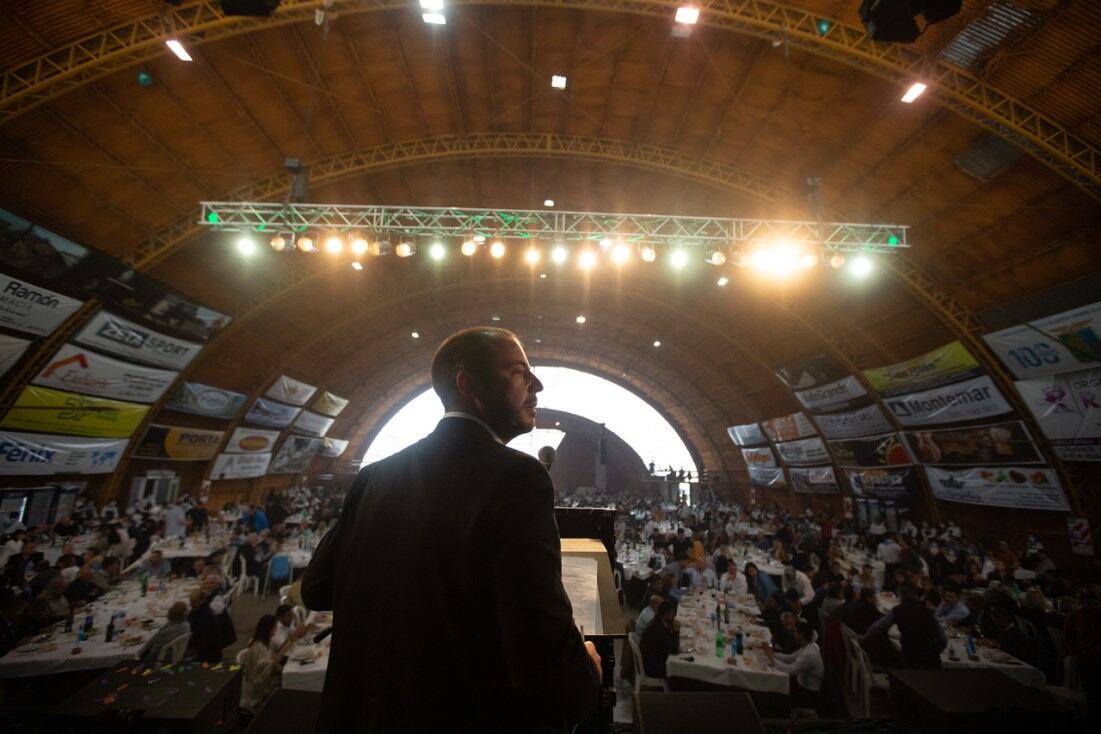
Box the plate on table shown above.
[289,645,317,662]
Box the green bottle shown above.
[715,629,726,657]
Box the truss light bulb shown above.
[599,237,613,249]
[395,242,414,257]
[708,250,727,266]
[901,82,927,104]
[640,245,657,262]
[165,39,193,62]
[578,250,597,270]
[525,248,541,265]
[675,7,700,25]
[297,236,315,253]
[490,241,506,258]
[670,249,689,269]
[473,235,486,243]
[653,340,662,348]
[351,261,364,271]
[850,255,874,278]
[551,246,568,264]
[411,331,420,338]
[830,253,846,269]
[801,252,819,268]
[611,243,631,264]
[576,315,587,324]
[236,236,256,256]
[429,242,446,260]
[422,12,446,24]
[717,276,729,287]
[551,75,567,90]
[269,235,286,252]
[461,240,477,256]
[543,199,555,207]
[351,237,369,256]
[325,236,343,255]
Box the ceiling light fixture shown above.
[395,242,415,257]
[640,245,657,263]
[543,199,555,207]
[429,242,446,260]
[670,249,689,269]
[165,39,193,62]
[324,235,343,255]
[422,12,446,24]
[551,246,568,264]
[850,255,874,278]
[525,248,541,265]
[575,315,587,324]
[717,276,729,287]
[490,241,506,258]
[675,6,700,25]
[269,235,286,252]
[707,250,727,266]
[578,250,597,270]
[461,240,477,256]
[297,236,315,253]
[611,243,631,264]
[652,340,662,348]
[351,237,369,256]
[411,331,420,338]
[236,236,256,256]
[901,81,927,103]
[351,261,364,271]
[551,75,567,90]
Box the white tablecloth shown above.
[281,611,332,692]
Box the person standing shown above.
[303,327,601,732]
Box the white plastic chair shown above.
[235,553,260,596]
[292,605,308,626]
[850,637,889,718]
[279,585,293,606]
[236,648,248,665]
[159,633,191,663]
[626,634,669,692]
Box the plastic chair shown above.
[263,554,292,596]
[235,554,260,596]
[292,605,308,626]
[279,585,293,605]
[626,634,669,692]
[236,648,249,665]
[839,625,860,696]
[159,633,191,663]
[849,637,889,718]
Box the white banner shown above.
[268,435,322,474]
[727,423,768,447]
[0,431,128,475]
[793,375,868,412]
[1014,366,1101,440]
[318,437,349,457]
[815,403,894,439]
[0,272,83,336]
[775,436,831,466]
[748,467,787,489]
[165,382,247,419]
[73,311,203,370]
[210,452,271,480]
[983,301,1101,379]
[0,334,30,377]
[243,397,302,428]
[924,466,1070,512]
[291,410,335,437]
[310,391,349,417]
[885,375,1013,427]
[265,375,318,406]
[741,447,777,468]
[224,427,282,454]
[790,466,839,494]
[760,412,817,442]
[32,343,177,403]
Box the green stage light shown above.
[888,235,900,246]
[816,19,832,34]
[206,211,219,224]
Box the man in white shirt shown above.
[782,565,815,605]
[720,565,748,596]
[163,502,187,539]
[766,620,823,710]
[877,535,903,591]
[634,595,663,640]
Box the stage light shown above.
[368,241,382,257]
[419,0,443,9]
[576,315,587,324]
[236,236,256,256]
[707,250,727,266]
[411,331,420,338]
[599,237,613,249]
[749,241,801,277]
[551,246,568,264]
[491,315,501,322]
[652,340,662,348]
[816,18,832,34]
[675,6,700,24]
[422,13,446,24]
[801,251,820,268]
[901,82,927,103]
[137,69,154,86]
[850,255,874,278]
[640,245,657,262]
[429,242,446,260]
[395,242,414,257]
[578,250,597,270]
[525,248,541,265]
[551,75,567,90]
[717,276,729,287]
[324,235,343,255]
[670,249,689,269]
[297,236,315,253]
[544,199,555,207]
[351,237,369,256]
[351,261,363,271]
[830,253,846,269]
[473,235,486,243]
[269,235,286,252]
[165,39,193,62]
[611,243,631,264]
[461,240,477,256]
[539,272,547,279]
[490,241,506,258]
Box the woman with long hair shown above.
[744,561,778,607]
[240,613,306,714]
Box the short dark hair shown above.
[784,588,801,604]
[252,614,278,646]
[795,621,814,641]
[275,604,293,618]
[859,586,876,603]
[430,327,519,407]
[658,600,677,617]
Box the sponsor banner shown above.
[862,341,983,396]
[73,311,203,370]
[210,452,271,480]
[902,421,1043,466]
[1053,439,1101,462]
[133,424,225,461]
[0,271,83,336]
[265,375,318,406]
[741,447,777,469]
[727,423,768,447]
[0,209,127,296]
[790,466,840,494]
[775,354,848,391]
[0,334,30,377]
[828,433,911,468]
[32,343,177,403]
[775,437,831,466]
[760,412,817,443]
[924,466,1070,512]
[106,275,230,342]
[291,410,335,438]
[983,301,1101,379]
[268,435,322,474]
[225,427,281,454]
[846,467,921,501]
[793,375,868,413]
[748,467,787,490]
[318,437,349,458]
[815,403,894,440]
[885,374,1013,427]
[165,382,247,420]
[244,397,302,428]
[1014,366,1101,440]
[310,391,349,417]
[0,430,128,475]
[1067,518,1094,556]
[0,386,149,438]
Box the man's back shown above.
[302,418,598,732]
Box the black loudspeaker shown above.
[220,0,282,17]
[634,692,764,734]
[859,0,921,43]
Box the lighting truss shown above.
[198,202,909,253]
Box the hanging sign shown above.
[775,354,848,391]
[310,391,349,417]
[924,466,1070,511]
[104,275,230,342]
[0,385,149,438]
[164,381,247,420]
[265,375,318,406]
[775,436,831,466]
[815,403,894,440]
[790,466,839,494]
[884,374,1013,427]
[133,424,225,461]
[32,343,177,403]
[760,412,817,442]
[901,421,1043,465]
[828,433,911,467]
[1067,518,1094,556]
[748,467,787,490]
[741,447,777,468]
[318,437,349,457]
[862,341,982,396]
[268,435,322,474]
[0,431,129,475]
[727,423,768,447]
[291,410,335,437]
[243,397,302,428]
[0,334,30,377]
[224,427,281,454]
[983,301,1101,379]
[846,467,921,501]
[0,271,83,336]
[210,452,271,480]
[1013,366,1101,440]
[793,375,869,413]
[73,311,203,370]
[1052,439,1101,462]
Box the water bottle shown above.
[105,614,116,643]
[735,632,744,655]
[83,609,94,636]
[715,629,726,657]
[966,635,976,657]
[140,572,149,597]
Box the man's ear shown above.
[454,369,480,401]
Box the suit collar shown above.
[437,413,504,444]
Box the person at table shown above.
[640,600,680,678]
[670,528,691,561]
[163,501,188,540]
[188,585,231,663]
[861,584,946,668]
[91,556,123,591]
[683,558,716,589]
[270,604,303,650]
[187,500,209,533]
[36,576,72,622]
[1064,590,1101,713]
[240,613,309,715]
[745,562,778,607]
[0,587,34,658]
[838,587,882,634]
[1,512,25,538]
[53,514,80,540]
[765,620,823,710]
[720,564,747,595]
[141,550,172,578]
[635,595,664,640]
[985,559,1013,587]
[934,583,970,626]
[984,604,1039,667]
[770,611,802,654]
[782,565,814,605]
[139,601,191,662]
[184,557,208,579]
[63,565,103,605]
[876,535,902,592]
[301,327,601,732]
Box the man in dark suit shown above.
[302,327,601,733]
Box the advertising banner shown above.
[0,386,149,438]
[105,275,230,342]
[775,353,848,391]
[0,334,30,377]
[243,397,301,428]
[265,375,318,406]
[1014,366,1101,440]
[0,431,128,475]
[73,311,203,370]
[268,435,322,474]
[133,425,224,461]
[862,341,983,396]
[885,375,1013,427]
[741,447,777,469]
[727,423,768,447]
[775,436,831,466]
[924,466,1070,512]
[318,437,349,458]
[793,375,868,413]
[828,433,911,467]
[846,467,921,501]
[748,467,787,490]
[983,301,1101,379]
[0,271,83,336]
[310,391,349,417]
[164,382,247,420]
[210,452,271,480]
[760,412,817,443]
[790,466,839,494]
[0,209,127,296]
[815,403,894,440]
[902,421,1043,466]
[32,343,177,403]
[1053,439,1101,462]
[291,410,335,438]
[1067,518,1094,556]
[224,427,281,454]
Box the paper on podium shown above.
[561,555,602,635]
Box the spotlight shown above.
[652,340,662,348]
[137,69,154,86]
[489,241,506,258]
[599,237,613,250]
[473,235,486,243]
[670,250,689,269]
[675,6,700,25]
[395,242,415,257]
[525,248,541,265]
[707,250,727,266]
[901,82,927,103]
[461,240,478,256]
[236,236,256,256]
[551,75,567,90]
[429,242,446,260]
[830,253,846,269]
[368,241,383,257]
[611,243,631,264]
[640,245,657,263]
[351,261,364,271]
[850,255,874,278]
[543,199,555,207]
[297,236,315,253]
[324,235,343,255]
[578,250,597,270]
[539,273,547,279]
[269,235,286,252]
[576,315,587,324]
[351,237,369,256]
[551,246,568,264]
[419,0,443,8]
[749,241,801,277]
[717,276,729,287]
[164,39,193,62]
[801,251,820,268]
[422,13,446,25]
[411,331,420,339]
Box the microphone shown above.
[312,626,333,643]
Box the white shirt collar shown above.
[442,411,504,444]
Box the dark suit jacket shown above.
[302,417,599,733]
